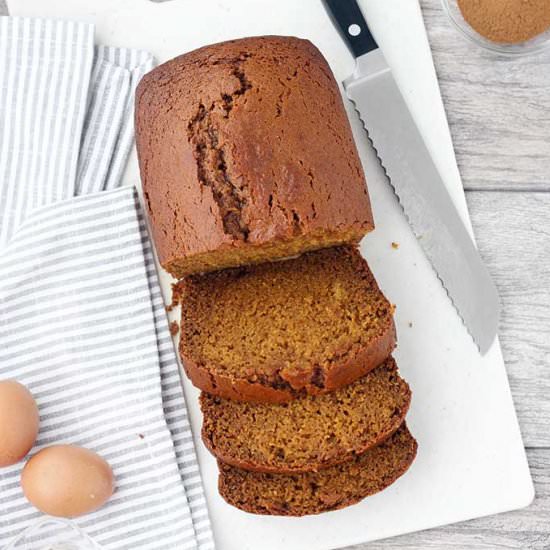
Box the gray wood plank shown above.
[467,191,550,448]
[421,0,550,192]
[347,447,549,549]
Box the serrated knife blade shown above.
[323,0,500,354]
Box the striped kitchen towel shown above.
[0,16,214,550]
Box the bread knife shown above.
[322,0,500,354]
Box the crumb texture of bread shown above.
[179,246,396,402]
[135,36,373,277]
[218,425,417,516]
[200,358,411,473]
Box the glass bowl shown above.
[4,518,103,550]
[441,0,550,56]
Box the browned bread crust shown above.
[200,358,411,473]
[218,425,417,516]
[179,246,396,403]
[135,36,373,277]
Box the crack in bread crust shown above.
[186,55,253,240]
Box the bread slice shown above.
[200,357,410,473]
[218,425,417,516]
[179,246,396,403]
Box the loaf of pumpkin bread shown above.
[135,36,373,277]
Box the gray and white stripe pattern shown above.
[77,46,154,195]
[0,189,213,550]
[0,16,214,550]
[0,17,94,246]
[140,235,215,549]
[0,18,155,230]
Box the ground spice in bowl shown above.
[457,0,550,44]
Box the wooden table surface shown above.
[2,0,548,547]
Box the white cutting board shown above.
[7,0,534,548]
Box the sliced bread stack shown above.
[135,36,416,516]
[177,248,416,515]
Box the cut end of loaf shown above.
[163,226,370,278]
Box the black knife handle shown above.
[322,0,378,58]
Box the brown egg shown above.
[0,380,39,467]
[21,445,115,517]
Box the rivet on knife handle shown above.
[322,0,378,58]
